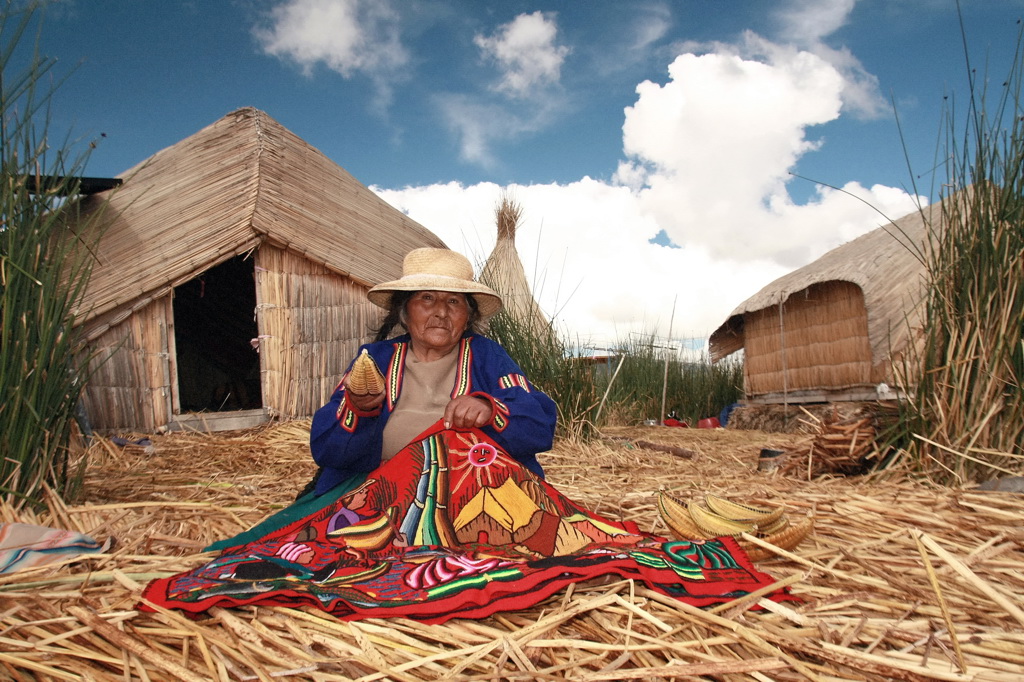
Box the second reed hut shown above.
[708,200,940,405]
[72,108,445,433]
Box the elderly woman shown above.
[307,248,557,496]
[144,248,781,624]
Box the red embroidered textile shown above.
[142,423,785,622]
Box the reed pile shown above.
[0,421,1021,680]
[780,405,899,479]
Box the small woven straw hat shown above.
[367,248,503,319]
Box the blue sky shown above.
[22,0,1024,348]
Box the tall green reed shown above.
[485,310,603,441]
[593,334,743,426]
[884,23,1024,483]
[487,309,743,438]
[0,1,102,507]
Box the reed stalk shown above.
[595,334,743,426]
[885,22,1024,483]
[0,1,103,507]
[487,309,743,438]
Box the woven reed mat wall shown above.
[744,281,875,395]
[1,421,1021,680]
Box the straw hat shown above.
[367,248,503,319]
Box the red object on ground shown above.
[697,417,721,429]
[663,418,689,428]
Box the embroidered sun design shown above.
[447,432,514,492]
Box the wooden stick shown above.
[916,531,1024,628]
[913,531,968,673]
[579,657,789,679]
[65,606,207,682]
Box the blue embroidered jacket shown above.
[309,332,557,495]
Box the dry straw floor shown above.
[1,421,1022,681]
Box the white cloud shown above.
[676,1,886,120]
[774,0,856,43]
[771,0,887,118]
[474,11,570,99]
[587,3,673,78]
[809,42,887,119]
[628,5,672,53]
[380,176,916,349]
[376,28,920,349]
[254,0,407,109]
[621,48,854,265]
[378,177,797,349]
[436,11,570,166]
[434,94,560,168]
[434,97,502,168]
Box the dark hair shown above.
[372,290,482,342]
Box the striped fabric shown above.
[0,523,107,573]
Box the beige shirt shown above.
[381,349,458,461]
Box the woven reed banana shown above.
[658,491,708,540]
[766,514,813,550]
[687,500,756,537]
[743,515,814,561]
[704,494,785,526]
[346,350,385,395]
[657,491,690,526]
[756,514,790,535]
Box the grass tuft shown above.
[0,1,104,507]
[883,21,1024,483]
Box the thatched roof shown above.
[709,198,941,365]
[73,107,445,340]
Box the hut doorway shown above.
[172,255,262,414]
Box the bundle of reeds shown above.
[886,33,1024,483]
[782,407,883,479]
[481,193,553,342]
[0,3,105,507]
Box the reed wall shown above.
[256,245,378,418]
[78,297,173,432]
[78,245,382,431]
[743,281,876,396]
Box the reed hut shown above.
[708,199,941,405]
[481,195,550,337]
[70,107,445,433]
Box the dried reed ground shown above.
[1,421,1022,681]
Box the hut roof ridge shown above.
[72,107,445,333]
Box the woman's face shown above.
[404,290,471,357]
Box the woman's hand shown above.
[444,395,493,429]
[346,389,385,413]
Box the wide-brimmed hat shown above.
[367,248,503,319]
